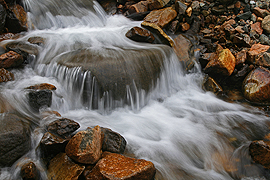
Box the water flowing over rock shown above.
[83,151,156,180]
[65,125,102,164]
[243,66,270,104]
[47,153,85,180]
[0,113,31,167]
[28,90,52,111]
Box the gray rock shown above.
[260,34,270,45]
[262,15,270,34]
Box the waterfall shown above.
[0,0,269,179]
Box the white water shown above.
[0,0,269,179]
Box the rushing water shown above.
[0,0,270,179]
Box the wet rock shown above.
[0,68,14,82]
[101,127,126,154]
[0,113,31,167]
[20,161,40,180]
[5,41,39,60]
[262,15,270,34]
[202,76,223,95]
[28,90,52,111]
[250,22,263,35]
[25,83,56,90]
[0,33,20,42]
[173,34,193,70]
[143,7,177,28]
[247,44,270,64]
[249,140,270,169]
[0,4,6,33]
[65,125,102,164]
[128,1,149,14]
[243,66,270,104]
[5,4,27,33]
[230,64,252,86]
[125,26,155,43]
[84,151,156,180]
[0,51,23,68]
[252,7,270,18]
[204,48,236,76]
[47,153,85,180]
[175,0,187,15]
[148,0,170,11]
[27,37,45,46]
[47,118,80,139]
[141,21,174,46]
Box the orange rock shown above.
[65,126,102,164]
[84,152,156,180]
[25,83,56,90]
[252,7,270,18]
[204,49,236,76]
[0,51,23,68]
[250,22,263,35]
[249,140,270,169]
[125,26,155,43]
[186,6,192,17]
[243,66,270,103]
[128,1,149,14]
[247,44,270,64]
[144,7,177,28]
[181,22,190,31]
[47,153,85,180]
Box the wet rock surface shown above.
[20,161,40,180]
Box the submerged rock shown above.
[83,151,156,180]
[28,90,52,111]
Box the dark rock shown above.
[168,20,179,34]
[47,153,85,180]
[243,66,270,104]
[148,0,170,11]
[128,1,149,14]
[125,26,155,43]
[0,51,23,68]
[232,34,251,48]
[47,118,80,138]
[0,113,31,167]
[236,11,252,21]
[259,34,270,45]
[175,0,187,15]
[65,125,102,164]
[249,140,270,169]
[253,51,270,67]
[20,161,40,180]
[25,83,56,90]
[0,4,6,33]
[202,76,223,95]
[211,6,226,15]
[28,90,52,111]
[235,49,247,66]
[125,11,150,21]
[5,41,39,56]
[247,44,270,64]
[0,68,14,82]
[101,127,126,154]
[5,4,27,33]
[84,151,156,180]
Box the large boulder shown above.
[5,4,28,33]
[0,113,31,167]
[47,153,85,180]
[83,151,156,180]
[243,66,270,104]
[65,125,102,164]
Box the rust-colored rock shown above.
[128,1,149,14]
[148,0,170,10]
[47,153,85,180]
[173,34,193,70]
[125,26,155,43]
[141,21,174,47]
[262,15,270,34]
[20,161,39,180]
[0,51,23,68]
[143,7,177,28]
[0,68,14,82]
[203,76,223,95]
[247,44,270,64]
[25,83,56,90]
[252,7,270,18]
[186,6,192,17]
[180,22,190,31]
[28,37,45,46]
[232,34,251,48]
[249,140,270,169]
[243,66,270,104]
[84,152,156,180]
[235,49,247,66]
[204,49,236,76]
[250,22,263,35]
[65,125,102,164]
[47,118,80,138]
[5,4,27,33]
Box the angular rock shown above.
[0,51,23,68]
[254,51,270,67]
[47,153,85,180]
[125,26,155,43]
[249,140,270,169]
[243,66,270,104]
[235,11,252,21]
[232,34,251,48]
[168,20,179,34]
[28,90,52,111]
[143,7,177,28]
[141,21,174,46]
[253,7,270,18]
[251,22,263,35]
[173,34,193,70]
[180,22,190,31]
[20,161,40,180]
[202,76,223,95]
[0,113,31,167]
[0,68,14,82]
[128,1,149,14]
[247,44,270,64]
[175,0,187,15]
[235,49,247,66]
[262,15,270,34]
[25,83,56,90]
[5,4,27,33]
[84,152,156,180]
[259,34,270,45]
[101,127,126,154]
[148,0,170,11]
[65,125,102,164]
[204,49,236,76]
[47,118,80,138]
[186,6,192,17]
